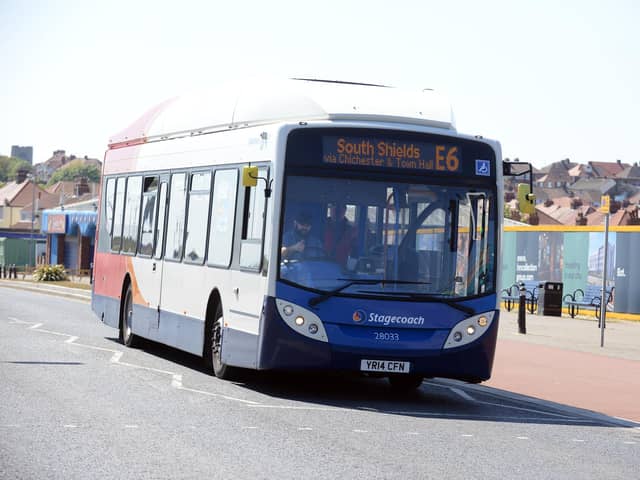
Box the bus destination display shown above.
[322,136,461,173]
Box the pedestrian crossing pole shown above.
[599,196,610,348]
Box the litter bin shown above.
[540,281,563,316]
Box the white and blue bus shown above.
[92,78,510,390]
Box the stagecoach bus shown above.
[92,78,511,390]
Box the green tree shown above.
[47,159,100,185]
[0,155,32,182]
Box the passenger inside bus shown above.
[323,203,358,267]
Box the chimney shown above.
[75,177,90,196]
[16,168,30,184]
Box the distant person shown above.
[281,211,323,260]
[324,203,357,266]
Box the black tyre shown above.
[388,374,424,392]
[209,303,237,380]
[120,284,138,348]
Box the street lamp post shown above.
[29,173,35,270]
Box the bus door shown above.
[228,166,270,364]
[143,175,169,330]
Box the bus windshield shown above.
[279,175,496,299]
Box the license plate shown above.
[360,359,411,373]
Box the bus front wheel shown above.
[210,304,237,380]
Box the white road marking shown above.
[623,441,636,445]
[63,424,78,428]
[242,426,258,430]
[8,317,28,324]
[248,405,344,412]
[171,375,183,388]
[353,429,368,433]
[124,425,139,429]
[516,436,529,440]
[297,427,313,431]
[572,439,585,442]
[461,434,474,437]
[8,319,261,406]
[450,387,475,402]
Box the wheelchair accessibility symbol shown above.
[475,159,490,176]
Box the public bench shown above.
[501,280,539,313]
[563,285,614,318]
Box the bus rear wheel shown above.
[387,374,424,392]
[120,284,138,348]
[210,304,237,380]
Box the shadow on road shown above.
[106,336,630,428]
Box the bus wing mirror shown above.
[242,166,258,187]
[517,183,536,214]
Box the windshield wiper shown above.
[355,291,475,315]
[308,279,430,307]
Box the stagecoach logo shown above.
[353,309,425,326]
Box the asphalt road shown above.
[1,288,638,479]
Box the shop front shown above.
[41,210,96,273]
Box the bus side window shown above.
[207,169,238,268]
[184,171,212,264]
[153,182,168,259]
[165,172,188,261]
[138,176,158,257]
[111,177,127,252]
[104,178,116,238]
[239,166,268,270]
[122,176,142,254]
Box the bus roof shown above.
[108,78,455,149]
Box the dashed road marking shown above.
[450,387,475,402]
[6,319,260,406]
[516,436,530,440]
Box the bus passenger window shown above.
[122,176,142,254]
[207,169,238,267]
[111,177,126,252]
[165,173,187,261]
[104,178,116,237]
[138,176,158,256]
[184,171,212,264]
[153,182,168,259]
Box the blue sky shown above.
[1,0,638,168]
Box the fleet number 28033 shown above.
[374,332,400,341]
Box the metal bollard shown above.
[517,282,527,334]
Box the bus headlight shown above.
[275,299,328,343]
[443,311,495,349]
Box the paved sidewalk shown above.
[0,279,91,302]
[488,309,640,424]
[497,309,640,361]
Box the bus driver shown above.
[281,211,323,261]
